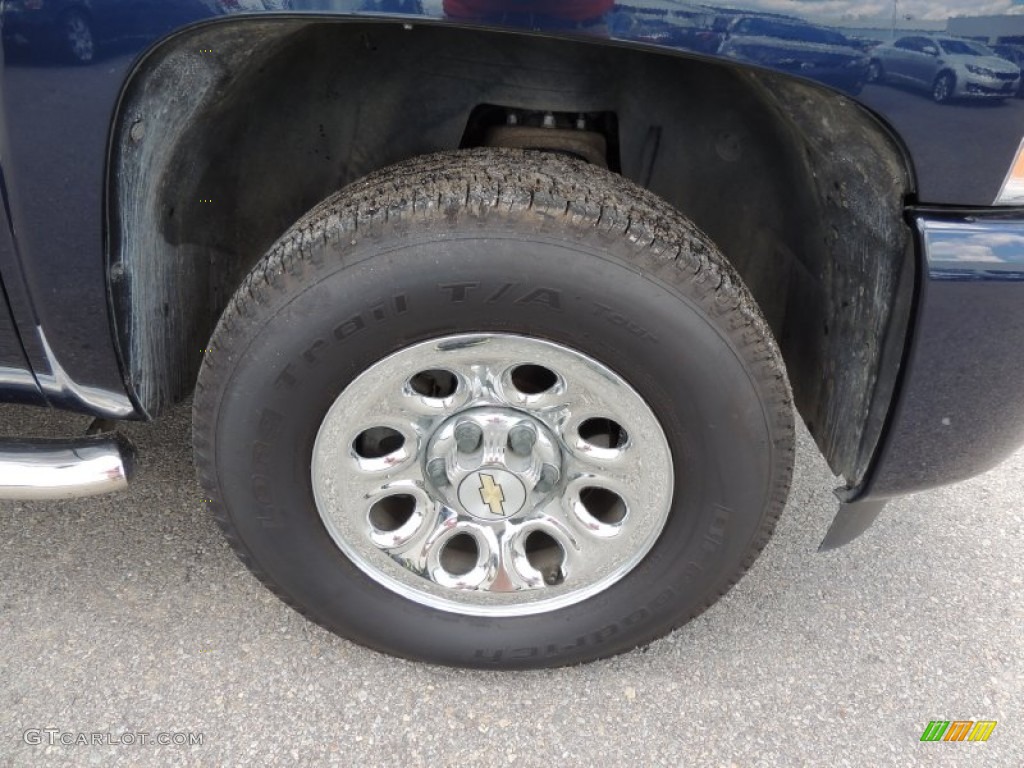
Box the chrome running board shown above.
[0,433,135,500]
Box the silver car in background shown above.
[868,35,1021,103]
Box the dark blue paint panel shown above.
[0,277,42,406]
[1,0,1023,470]
[0,156,44,406]
[862,214,1024,499]
[0,37,138,414]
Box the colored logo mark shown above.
[478,473,506,516]
[920,720,997,742]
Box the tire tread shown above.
[193,148,795,664]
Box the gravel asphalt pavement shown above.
[1,401,1022,767]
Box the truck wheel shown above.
[192,149,794,668]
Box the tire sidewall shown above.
[208,222,783,667]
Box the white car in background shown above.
[868,35,1021,103]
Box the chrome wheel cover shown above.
[311,334,674,617]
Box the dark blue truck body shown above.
[1,0,1023,511]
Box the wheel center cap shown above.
[424,406,563,520]
[457,468,527,520]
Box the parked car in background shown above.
[868,35,1020,103]
[992,43,1024,97]
[610,4,723,55]
[3,0,217,62]
[718,14,869,95]
[4,0,114,63]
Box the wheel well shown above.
[108,19,914,488]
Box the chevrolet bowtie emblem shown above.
[478,473,507,516]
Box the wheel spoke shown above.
[371,497,448,555]
[344,461,425,504]
[488,537,543,592]
[563,444,647,504]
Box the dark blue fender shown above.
[1,0,1024,514]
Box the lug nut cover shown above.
[454,422,483,453]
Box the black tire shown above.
[193,149,794,669]
[933,72,955,104]
[56,9,94,64]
